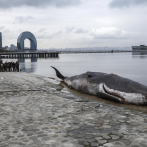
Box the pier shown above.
[0,52,59,59]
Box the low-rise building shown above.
[10,44,18,51]
[132,45,147,51]
[2,46,9,51]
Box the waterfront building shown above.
[2,46,9,51]
[132,45,147,51]
[10,44,18,51]
[17,31,37,50]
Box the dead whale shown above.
[51,66,147,105]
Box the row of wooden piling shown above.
[0,52,59,58]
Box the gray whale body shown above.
[51,66,147,105]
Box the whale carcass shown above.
[51,66,147,105]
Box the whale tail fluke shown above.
[51,66,65,80]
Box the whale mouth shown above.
[98,83,147,105]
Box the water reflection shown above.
[132,51,147,59]
[19,57,37,73]
[31,58,37,62]
[19,57,59,75]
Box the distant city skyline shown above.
[3,43,132,52]
[0,0,147,49]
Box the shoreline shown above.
[0,72,147,147]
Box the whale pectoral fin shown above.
[97,83,123,103]
[99,84,147,105]
[103,85,125,103]
[104,84,147,105]
[98,92,122,103]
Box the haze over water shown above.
[15,52,147,86]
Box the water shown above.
[2,52,147,86]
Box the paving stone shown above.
[17,142,26,145]
[61,139,69,143]
[26,131,35,136]
[87,138,96,142]
[110,135,119,140]
[41,136,50,141]
[37,134,48,137]
[86,135,93,139]
[76,145,84,147]
[98,140,107,145]
[17,135,24,137]
[102,135,111,140]
[95,137,103,141]
[114,142,124,145]
[131,145,140,147]
[120,139,132,145]
[91,142,99,146]
[84,142,89,146]
[50,127,58,130]
[103,143,113,147]
[103,125,111,129]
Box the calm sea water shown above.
[2,52,147,86]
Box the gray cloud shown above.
[14,16,34,23]
[37,31,62,39]
[75,28,88,33]
[91,27,130,39]
[38,28,46,33]
[0,0,81,9]
[65,27,75,33]
[109,0,147,8]
[0,26,5,31]
[49,31,62,39]
[2,29,17,40]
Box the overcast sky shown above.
[0,0,147,49]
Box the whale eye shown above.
[88,75,92,77]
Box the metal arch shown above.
[17,31,37,50]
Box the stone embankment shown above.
[0,73,147,147]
